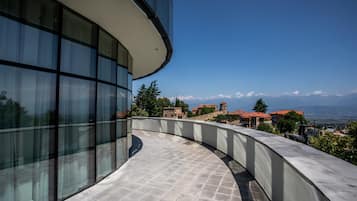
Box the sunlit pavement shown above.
[67,130,268,201]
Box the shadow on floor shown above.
[201,143,270,201]
[129,135,143,157]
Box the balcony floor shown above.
[67,130,269,201]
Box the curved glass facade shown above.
[143,0,173,40]
[0,0,132,200]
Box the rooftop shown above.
[270,110,304,116]
[67,130,268,201]
[229,110,271,119]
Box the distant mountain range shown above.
[185,93,357,123]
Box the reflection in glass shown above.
[23,0,59,31]
[117,66,128,88]
[62,8,96,46]
[128,74,133,91]
[98,56,116,83]
[58,76,96,199]
[117,42,128,67]
[0,65,56,201]
[99,29,117,59]
[117,88,128,119]
[0,16,58,69]
[60,39,97,78]
[0,0,21,17]
[143,0,173,39]
[116,137,127,168]
[96,83,116,179]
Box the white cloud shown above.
[292,90,300,95]
[255,92,265,96]
[169,95,200,101]
[216,94,232,99]
[312,90,323,95]
[246,91,255,97]
[235,92,245,98]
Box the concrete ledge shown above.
[132,117,357,201]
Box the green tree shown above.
[253,98,268,113]
[277,111,306,133]
[129,104,149,117]
[309,132,356,165]
[199,107,215,115]
[214,114,238,122]
[257,123,273,133]
[174,98,189,113]
[134,81,161,116]
[157,97,173,116]
[347,121,357,147]
[0,91,33,129]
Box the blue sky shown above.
[134,0,357,100]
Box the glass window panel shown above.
[59,76,96,124]
[128,74,133,91]
[98,56,116,84]
[117,42,128,67]
[117,66,128,88]
[0,65,56,201]
[96,142,115,179]
[116,119,127,138]
[60,38,97,78]
[99,29,117,60]
[58,76,96,199]
[0,0,20,17]
[96,83,116,179]
[23,0,59,31]
[128,54,133,73]
[0,16,58,69]
[97,83,116,122]
[116,137,127,168]
[117,88,127,119]
[62,8,96,46]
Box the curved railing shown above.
[132,117,357,201]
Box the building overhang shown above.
[58,0,172,79]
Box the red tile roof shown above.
[229,110,271,119]
[270,110,304,116]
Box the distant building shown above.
[219,102,227,112]
[270,110,304,125]
[191,104,217,115]
[229,110,272,128]
[163,107,186,119]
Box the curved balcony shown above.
[132,117,357,201]
[58,0,173,79]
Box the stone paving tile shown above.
[66,130,269,201]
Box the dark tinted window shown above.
[0,64,56,200]
[117,42,128,67]
[62,8,97,46]
[0,0,59,31]
[0,16,58,69]
[98,57,117,83]
[23,0,59,31]
[0,0,21,18]
[59,76,96,124]
[58,64,97,200]
[117,88,127,119]
[128,54,133,73]
[97,83,116,122]
[61,38,97,78]
[99,29,117,59]
[117,66,128,88]
[128,74,133,91]
[96,84,116,179]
